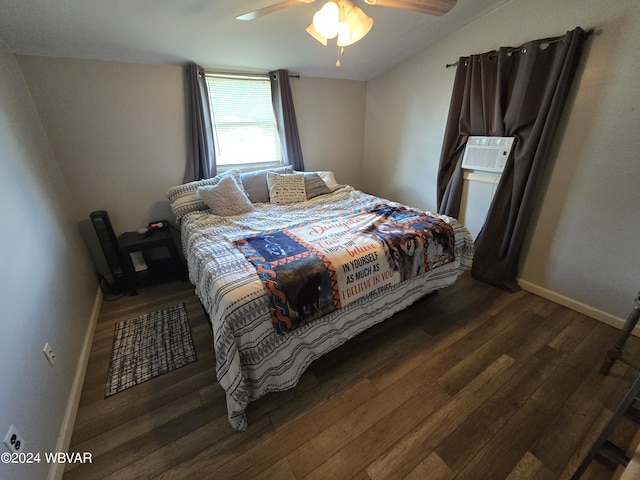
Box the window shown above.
[204,74,283,171]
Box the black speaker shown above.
[90,210,124,290]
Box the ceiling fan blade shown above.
[364,0,457,16]
[237,0,316,21]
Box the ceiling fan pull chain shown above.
[336,46,344,67]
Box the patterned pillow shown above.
[266,172,307,204]
[240,166,293,203]
[166,170,241,221]
[303,173,332,199]
[197,174,254,216]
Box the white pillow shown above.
[267,172,307,205]
[197,174,254,216]
[317,171,338,190]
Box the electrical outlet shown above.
[3,425,25,453]
[43,342,55,366]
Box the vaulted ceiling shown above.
[0,0,510,80]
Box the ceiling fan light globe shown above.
[337,5,373,46]
[306,23,329,45]
[312,2,340,39]
[336,21,351,46]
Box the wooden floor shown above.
[64,272,640,480]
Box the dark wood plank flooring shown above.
[64,273,640,479]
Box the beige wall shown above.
[17,58,188,234]
[0,42,97,480]
[364,0,640,322]
[17,58,367,233]
[292,76,366,189]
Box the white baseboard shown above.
[518,279,639,336]
[48,287,102,480]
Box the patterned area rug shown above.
[105,303,197,397]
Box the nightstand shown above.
[117,228,187,295]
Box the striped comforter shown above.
[181,186,474,430]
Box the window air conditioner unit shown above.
[461,136,515,173]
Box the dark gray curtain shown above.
[437,27,590,291]
[184,62,215,182]
[270,69,305,171]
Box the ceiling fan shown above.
[237,0,457,67]
[237,0,457,21]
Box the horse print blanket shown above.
[234,204,455,334]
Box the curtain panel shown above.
[184,62,216,182]
[437,27,590,291]
[270,69,305,171]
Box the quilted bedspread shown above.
[181,186,474,430]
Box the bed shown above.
[168,169,474,430]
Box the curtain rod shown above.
[445,28,594,68]
[189,65,301,79]
[203,70,300,79]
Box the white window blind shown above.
[205,74,283,169]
